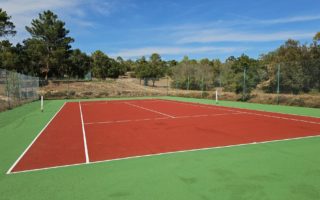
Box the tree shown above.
[313,32,320,44]
[0,9,16,37]
[91,50,109,78]
[25,10,74,79]
[90,51,125,78]
[211,59,223,87]
[134,54,166,86]
[0,40,17,70]
[23,38,47,76]
[311,32,320,91]
[149,53,165,86]
[135,56,149,84]
[68,49,91,78]
[260,39,308,94]
[220,54,260,97]
[114,56,128,76]
[108,59,126,78]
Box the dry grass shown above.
[36,78,320,108]
[249,91,320,108]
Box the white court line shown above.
[176,112,242,119]
[8,134,320,175]
[85,117,169,125]
[240,112,320,125]
[158,99,320,125]
[84,112,242,125]
[79,102,90,164]
[80,99,160,106]
[159,98,320,119]
[158,99,246,114]
[81,102,109,106]
[6,102,67,174]
[124,102,175,118]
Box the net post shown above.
[41,95,44,112]
[215,89,218,104]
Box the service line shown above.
[124,102,176,118]
[79,102,90,164]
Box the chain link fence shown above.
[0,68,39,112]
[169,59,320,107]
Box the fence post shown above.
[67,78,70,99]
[5,70,11,109]
[201,76,204,98]
[242,67,246,101]
[187,75,190,90]
[276,64,281,104]
[166,76,169,96]
[18,73,22,103]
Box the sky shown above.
[1,0,320,61]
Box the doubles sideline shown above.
[158,99,320,125]
[79,102,90,163]
[6,102,67,174]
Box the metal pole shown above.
[276,64,281,104]
[243,67,246,101]
[187,75,190,90]
[201,76,204,97]
[215,89,218,104]
[5,70,11,109]
[166,76,169,96]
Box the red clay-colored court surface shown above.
[8,99,320,174]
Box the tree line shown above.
[1,9,319,94]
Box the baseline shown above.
[9,134,320,174]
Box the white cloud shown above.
[257,15,320,25]
[0,0,78,15]
[110,46,245,58]
[177,30,315,44]
[132,14,319,45]
[91,1,114,15]
[138,14,320,34]
[89,0,136,16]
[0,0,92,43]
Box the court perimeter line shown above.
[8,134,320,175]
[6,102,67,174]
[242,112,320,125]
[124,102,175,118]
[84,112,242,125]
[79,102,90,164]
[158,99,320,125]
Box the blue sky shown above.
[2,0,320,61]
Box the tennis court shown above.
[7,98,320,174]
